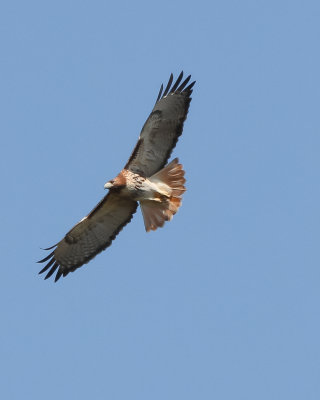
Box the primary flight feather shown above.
[38,72,195,281]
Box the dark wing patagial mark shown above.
[124,137,143,170]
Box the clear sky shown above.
[1,0,319,399]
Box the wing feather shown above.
[38,250,55,264]
[162,73,173,97]
[169,71,184,93]
[156,83,164,103]
[125,72,195,177]
[38,192,138,281]
[44,261,59,280]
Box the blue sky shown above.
[1,0,319,399]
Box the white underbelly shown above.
[124,179,171,201]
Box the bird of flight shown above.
[38,72,195,281]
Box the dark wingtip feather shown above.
[54,269,63,282]
[40,243,58,251]
[162,73,174,98]
[38,253,63,282]
[38,243,63,280]
[184,80,196,93]
[156,72,195,102]
[37,250,55,264]
[177,75,191,92]
[39,257,55,274]
[170,71,184,93]
[156,83,163,103]
[44,261,59,280]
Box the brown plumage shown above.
[38,72,195,281]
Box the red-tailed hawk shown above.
[38,72,195,281]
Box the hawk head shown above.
[104,171,127,190]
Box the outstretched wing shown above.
[38,192,138,282]
[125,71,195,177]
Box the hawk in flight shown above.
[38,72,195,281]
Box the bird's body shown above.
[107,158,186,231]
[38,72,195,281]
[109,164,181,201]
[108,169,150,200]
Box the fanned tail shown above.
[140,158,186,232]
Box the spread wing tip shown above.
[37,198,138,282]
[38,247,64,282]
[156,72,195,102]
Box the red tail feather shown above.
[140,158,186,232]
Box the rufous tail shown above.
[140,158,186,232]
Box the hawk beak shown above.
[104,182,113,190]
